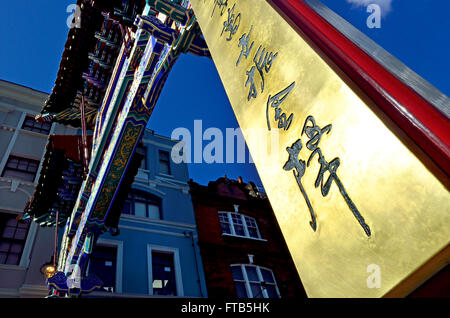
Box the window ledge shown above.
[19,128,49,138]
[0,264,27,271]
[87,291,187,298]
[0,176,36,186]
[158,173,174,178]
[120,214,161,223]
[120,214,197,230]
[222,233,267,242]
[0,124,16,132]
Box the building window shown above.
[218,212,262,239]
[122,192,161,219]
[1,155,40,182]
[151,251,177,296]
[137,144,147,170]
[87,245,117,293]
[158,150,171,175]
[0,214,30,265]
[231,265,280,298]
[219,213,232,234]
[21,115,52,135]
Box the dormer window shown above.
[158,150,171,175]
[218,212,262,239]
[136,144,147,170]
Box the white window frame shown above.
[19,221,38,268]
[158,150,172,176]
[86,238,123,294]
[147,244,184,296]
[231,264,281,298]
[218,211,263,240]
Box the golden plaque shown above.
[190,0,450,297]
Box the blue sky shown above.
[319,0,450,96]
[0,0,448,186]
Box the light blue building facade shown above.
[88,129,207,297]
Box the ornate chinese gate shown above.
[27,0,449,297]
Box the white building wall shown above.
[0,80,79,297]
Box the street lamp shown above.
[40,256,56,279]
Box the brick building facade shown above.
[189,176,306,298]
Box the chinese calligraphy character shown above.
[221,3,241,41]
[266,82,295,130]
[283,116,372,237]
[211,0,228,17]
[306,147,371,237]
[283,139,317,231]
[244,45,279,101]
[236,26,254,67]
[253,46,278,93]
[301,115,332,151]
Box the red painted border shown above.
[269,0,450,176]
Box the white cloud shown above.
[346,0,393,17]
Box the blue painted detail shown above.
[46,271,103,295]
[136,15,177,45]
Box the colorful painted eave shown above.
[57,2,210,276]
[39,0,147,128]
[23,135,91,226]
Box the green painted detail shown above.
[90,122,144,222]
[92,75,133,172]
[84,233,93,254]
[92,29,152,173]
[146,0,188,24]
[172,13,200,56]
